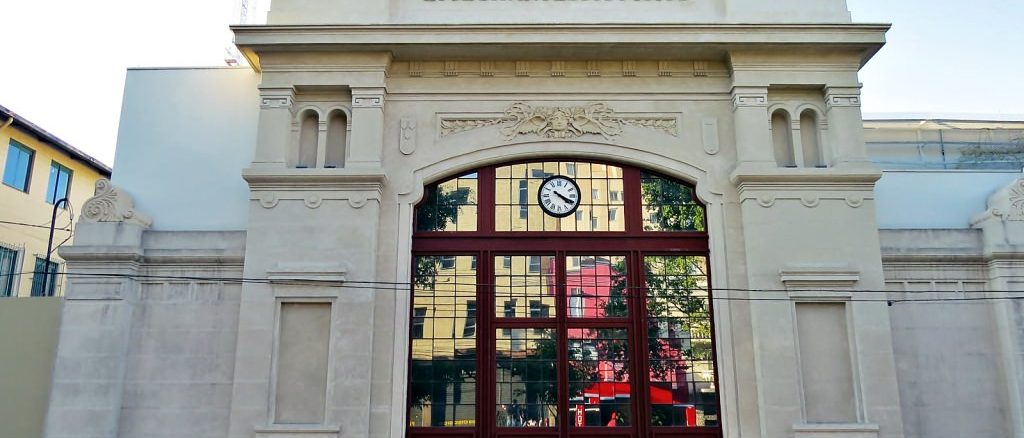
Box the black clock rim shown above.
[537,175,582,218]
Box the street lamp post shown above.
[41,197,69,297]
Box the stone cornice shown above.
[242,167,388,190]
[233,23,888,71]
[730,167,883,186]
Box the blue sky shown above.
[0,0,1021,165]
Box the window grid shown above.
[416,173,479,232]
[641,172,705,232]
[495,162,626,232]
[0,245,19,297]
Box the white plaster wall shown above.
[112,68,259,231]
[874,170,1023,229]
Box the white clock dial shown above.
[537,175,581,218]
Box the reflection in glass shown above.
[416,173,479,232]
[495,329,559,427]
[568,328,631,427]
[644,256,718,427]
[496,162,625,232]
[641,172,705,232]
[409,255,478,427]
[565,255,628,318]
[494,255,556,319]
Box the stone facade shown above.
[42,1,1024,438]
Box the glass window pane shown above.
[494,255,555,319]
[567,328,631,428]
[565,255,628,318]
[416,173,478,232]
[409,255,478,427]
[495,328,558,427]
[644,255,717,427]
[0,246,18,297]
[46,162,72,206]
[495,161,625,232]
[30,257,59,297]
[3,141,33,192]
[641,172,705,232]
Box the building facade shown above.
[43,2,1024,438]
[0,104,112,297]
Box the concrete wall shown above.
[112,68,259,231]
[874,170,1022,229]
[0,297,62,438]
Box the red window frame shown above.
[409,161,721,438]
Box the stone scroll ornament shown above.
[80,179,153,227]
[440,102,677,140]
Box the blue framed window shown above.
[30,257,59,297]
[46,162,73,206]
[0,246,19,297]
[3,140,34,192]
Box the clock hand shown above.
[554,191,573,204]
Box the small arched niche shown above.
[325,109,348,168]
[800,109,824,168]
[771,109,796,167]
[297,109,320,168]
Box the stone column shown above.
[971,178,1024,437]
[824,86,871,168]
[348,87,386,168]
[731,86,776,169]
[252,87,296,169]
[43,180,152,438]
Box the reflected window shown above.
[416,173,478,232]
[568,328,631,427]
[565,256,628,318]
[409,255,478,427]
[645,256,717,427]
[495,328,558,427]
[641,172,705,232]
[495,162,626,232]
[495,255,555,319]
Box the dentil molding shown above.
[439,102,678,140]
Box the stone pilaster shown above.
[971,178,1024,437]
[348,88,386,168]
[252,87,296,169]
[43,180,151,438]
[731,86,776,169]
[824,86,871,168]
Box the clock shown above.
[537,175,582,218]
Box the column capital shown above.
[825,86,863,109]
[351,87,387,108]
[731,86,769,111]
[258,87,296,109]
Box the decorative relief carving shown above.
[480,61,495,77]
[304,194,323,209]
[439,102,678,140]
[826,95,861,109]
[260,97,292,109]
[845,195,864,208]
[258,193,279,209]
[352,94,384,108]
[81,179,153,226]
[439,118,504,137]
[1009,179,1024,214]
[444,61,458,77]
[348,196,368,209]
[409,61,424,77]
[400,118,417,155]
[622,60,637,77]
[515,61,530,77]
[800,193,820,208]
[756,194,776,208]
[587,61,601,77]
[701,118,720,155]
[732,94,768,110]
[692,61,708,77]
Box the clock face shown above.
[538,175,581,218]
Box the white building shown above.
[43,2,1024,438]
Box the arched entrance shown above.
[407,160,720,438]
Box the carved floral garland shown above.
[440,102,677,140]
